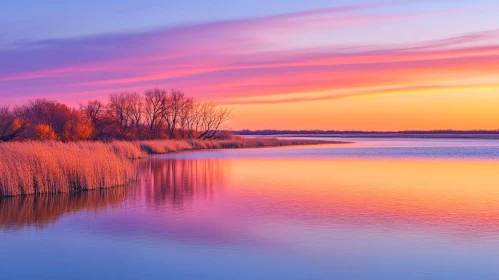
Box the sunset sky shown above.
[2,0,499,130]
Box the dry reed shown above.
[109,138,340,157]
[0,141,136,196]
[0,138,341,196]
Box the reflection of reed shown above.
[0,187,127,229]
[133,158,227,208]
[0,158,228,229]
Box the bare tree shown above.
[125,92,143,127]
[79,100,104,127]
[28,99,50,122]
[197,102,232,139]
[108,93,129,132]
[178,97,194,138]
[162,90,185,138]
[0,105,30,142]
[144,88,168,133]
[185,101,202,138]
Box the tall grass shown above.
[137,139,193,154]
[188,138,340,149]
[0,142,136,196]
[0,138,341,196]
[110,137,342,157]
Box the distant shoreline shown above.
[237,132,499,140]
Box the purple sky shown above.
[1,0,499,130]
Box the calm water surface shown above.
[2,138,499,279]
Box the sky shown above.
[1,0,499,130]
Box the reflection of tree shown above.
[0,187,127,229]
[133,158,227,208]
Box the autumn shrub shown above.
[34,124,58,141]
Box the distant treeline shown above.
[0,88,232,142]
[235,130,499,135]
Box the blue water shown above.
[2,138,499,279]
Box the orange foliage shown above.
[12,118,25,131]
[34,124,58,141]
[62,117,95,141]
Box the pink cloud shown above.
[0,3,496,105]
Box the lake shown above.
[2,138,499,279]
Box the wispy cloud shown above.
[0,2,496,105]
[217,83,499,105]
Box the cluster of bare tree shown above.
[0,89,232,142]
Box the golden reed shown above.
[0,138,339,196]
[0,142,135,196]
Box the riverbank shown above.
[0,138,344,197]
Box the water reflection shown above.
[3,142,499,279]
[0,158,228,229]
[3,155,499,239]
[132,158,227,209]
[225,158,499,238]
[0,187,126,229]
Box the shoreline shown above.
[0,138,346,197]
[245,133,499,140]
